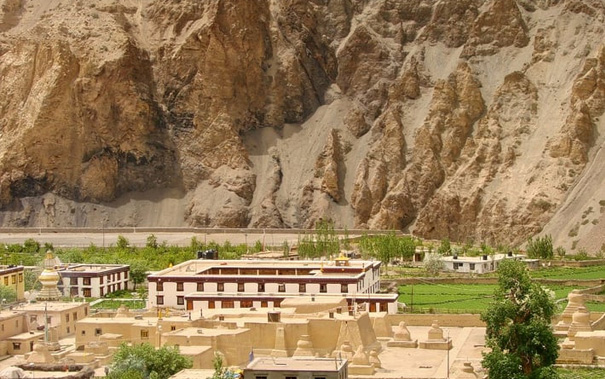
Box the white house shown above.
[147,257,398,314]
[57,264,130,298]
[441,253,528,274]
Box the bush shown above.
[526,235,554,259]
[23,238,40,254]
[117,235,130,250]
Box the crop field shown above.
[397,283,584,313]
[558,367,605,379]
[529,265,605,280]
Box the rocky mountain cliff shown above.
[0,0,604,252]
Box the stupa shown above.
[36,251,62,301]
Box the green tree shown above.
[108,343,191,379]
[526,235,554,259]
[423,253,444,276]
[130,261,148,291]
[146,235,158,249]
[117,235,130,250]
[209,352,237,379]
[23,238,41,254]
[314,219,340,256]
[0,285,17,303]
[437,238,451,255]
[481,260,559,379]
[399,236,416,261]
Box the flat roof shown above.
[167,327,248,338]
[0,265,24,275]
[247,357,347,372]
[149,259,379,280]
[6,331,44,341]
[16,302,88,312]
[442,254,526,263]
[170,369,216,379]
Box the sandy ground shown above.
[0,327,487,379]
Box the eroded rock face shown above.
[0,0,605,249]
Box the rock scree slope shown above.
[0,0,604,252]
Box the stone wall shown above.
[387,314,485,327]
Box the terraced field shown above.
[397,283,584,313]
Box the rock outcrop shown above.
[1,0,605,250]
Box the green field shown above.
[398,283,584,313]
[557,367,605,379]
[530,265,605,280]
[91,299,146,309]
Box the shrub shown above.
[526,235,554,259]
[117,235,130,250]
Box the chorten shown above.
[36,251,62,301]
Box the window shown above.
[67,327,70,333]
[171,326,177,331]
[255,376,267,379]
[124,271,128,279]
[299,283,306,293]
[286,376,297,379]
[197,282,204,292]
[3,277,7,285]
[177,296,184,305]
[177,282,184,291]
[81,330,85,336]
[217,283,224,292]
[19,273,23,282]
[238,283,244,292]
[341,284,348,293]
[258,283,265,292]
[85,308,88,316]
[260,301,268,308]
[320,284,327,293]
[241,300,253,308]
[453,262,460,270]
[469,263,476,270]
[157,282,163,291]
[99,276,103,284]
[157,296,164,305]
[100,288,104,297]
[12,342,21,351]
[83,289,91,297]
[95,328,102,336]
[141,330,149,339]
[66,314,70,322]
[222,300,234,309]
[73,312,78,321]
[11,275,16,284]
[278,283,286,292]
[83,277,91,286]
[70,277,78,285]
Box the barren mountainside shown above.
[0,0,604,252]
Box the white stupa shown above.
[36,251,62,301]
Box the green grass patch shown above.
[529,265,605,280]
[91,299,146,310]
[585,302,605,313]
[558,367,605,379]
[397,283,582,313]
